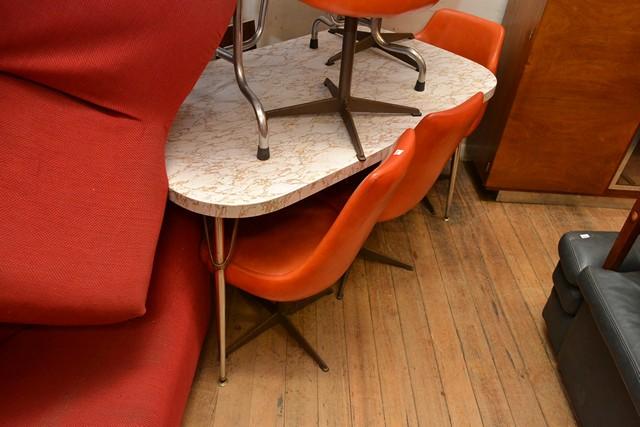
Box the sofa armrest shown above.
[605,198,640,271]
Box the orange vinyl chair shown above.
[266,0,438,161]
[415,9,505,219]
[321,93,485,299]
[202,130,415,370]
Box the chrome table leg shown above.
[204,217,229,385]
[214,217,227,385]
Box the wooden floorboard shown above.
[184,165,628,426]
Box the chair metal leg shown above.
[280,316,330,372]
[336,247,412,302]
[227,312,280,354]
[217,0,270,160]
[360,247,414,271]
[370,18,427,92]
[266,98,340,118]
[326,35,375,65]
[284,287,334,314]
[326,26,414,66]
[444,146,461,222]
[422,196,436,215]
[349,96,421,116]
[324,78,338,97]
[336,269,351,300]
[338,105,366,161]
[310,15,338,49]
[226,292,332,371]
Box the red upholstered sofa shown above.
[0,1,235,425]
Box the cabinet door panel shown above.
[487,0,640,195]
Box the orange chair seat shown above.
[204,198,340,302]
[300,0,438,18]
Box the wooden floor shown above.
[183,165,628,427]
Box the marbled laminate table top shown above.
[166,31,497,218]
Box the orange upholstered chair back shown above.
[283,130,416,297]
[378,93,484,222]
[416,8,504,74]
[416,9,504,134]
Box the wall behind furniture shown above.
[245,0,507,46]
[386,0,507,31]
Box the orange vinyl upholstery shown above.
[378,93,484,221]
[203,130,416,302]
[300,0,438,18]
[317,94,484,222]
[415,8,504,134]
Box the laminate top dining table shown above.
[165,29,497,384]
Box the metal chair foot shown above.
[227,293,332,371]
[360,247,414,270]
[370,19,426,92]
[336,269,351,300]
[422,197,436,215]
[280,316,329,372]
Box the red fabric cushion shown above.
[0,75,167,324]
[0,0,235,125]
[0,0,235,325]
[0,204,210,426]
[0,325,22,345]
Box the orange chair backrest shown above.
[416,8,505,74]
[378,93,484,222]
[416,9,504,135]
[284,130,416,297]
[300,0,439,18]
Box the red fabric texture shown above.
[0,325,22,345]
[0,0,235,325]
[0,204,211,427]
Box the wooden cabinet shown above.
[468,0,640,198]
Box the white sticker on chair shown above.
[580,234,591,239]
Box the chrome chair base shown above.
[228,289,334,372]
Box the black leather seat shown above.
[543,231,640,353]
[579,267,640,410]
[555,267,640,426]
[558,231,640,312]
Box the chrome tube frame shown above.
[217,0,269,54]
[370,18,427,91]
[217,0,270,160]
[310,15,338,48]
[310,15,344,49]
